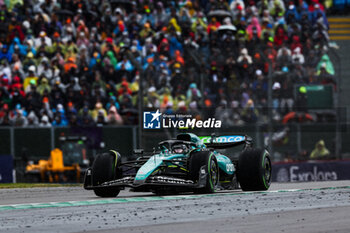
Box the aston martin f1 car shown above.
[84,133,272,197]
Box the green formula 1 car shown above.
[84,133,272,197]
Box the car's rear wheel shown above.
[92,151,121,197]
[237,149,271,191]
[189,151,219,193]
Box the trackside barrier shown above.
[0,124,348,182]
[0,124,348,161]
[272,160,350,182]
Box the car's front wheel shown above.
[189,151,219,193]
[91,151,121,197]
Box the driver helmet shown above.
[172,144,187,154]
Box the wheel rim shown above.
[210,159,218,186]
[264,157,271,185]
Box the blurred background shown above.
[0,0,349,183]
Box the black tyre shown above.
[189,151,219,193]
[237,149,271,191]
[92,151,121,197]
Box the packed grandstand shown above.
[0,0,335,127]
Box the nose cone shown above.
[134,154,162,183]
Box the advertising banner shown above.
[0,155,13,183]
[272,160,350,182]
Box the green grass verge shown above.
[0,183,82,189]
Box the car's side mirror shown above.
[133,149,144,155]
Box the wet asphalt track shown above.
[0,181,350,233]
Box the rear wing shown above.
[199,134,252,149]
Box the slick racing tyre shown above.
[91,151,122,197]
[237,149,272,191]
[189,151,219,193]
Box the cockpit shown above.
[157,140,195,155]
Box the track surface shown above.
[0,181,350,233]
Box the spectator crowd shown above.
[0,0,335,127]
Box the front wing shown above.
[83,168,208,192]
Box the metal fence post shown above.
[10,127,14,158]
[132,126,137,150]
[329,47,342,159]
[51,127,55,151]
[256,123,261,148]
[296,123,302,155]
[10,127,15,183]
[258,49,274,157]
[125,50,143,148]
[267,59,273,158]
